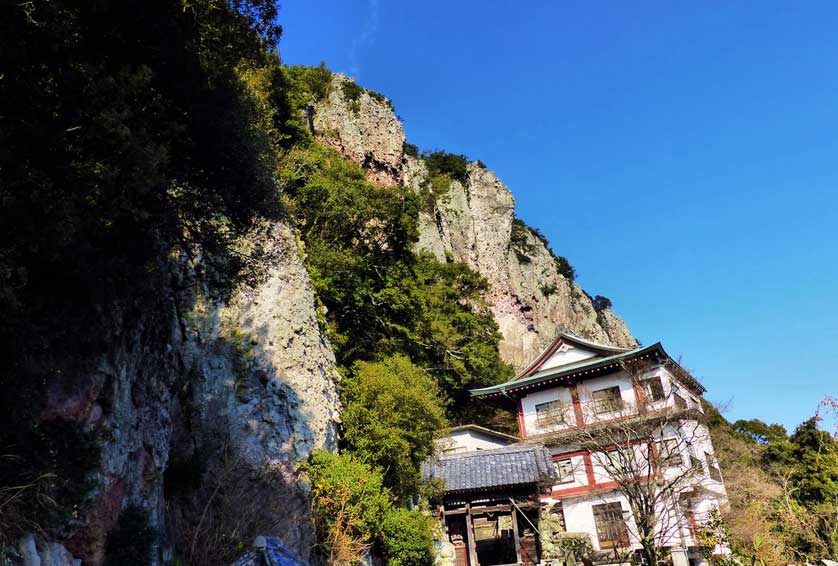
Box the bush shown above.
[403,142,419,157]
[554,256,577,280]
[381,509,435,566]
[304,452,392,564]
[340,80,365,114]
[510,219,536,264]
[591,295,612,312]
[104,505,156,566]
[422,150,470,185]
[342,355,447,498]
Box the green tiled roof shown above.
[471,342,705,398]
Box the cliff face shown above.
[315,75,636,369]
[28,222,339,565]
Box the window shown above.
[706,451,723,482]
[641,377,665,402]
[674,393,688,410]
[658,439,683,468]
[592,502,629,549]
[554,458,575,484]
[536,399,569,428]
[592,386,624,414]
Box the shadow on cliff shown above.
[163,314,330,566]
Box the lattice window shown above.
[536,399,570,427]
[641,376,665,402]
[592,386,624,414]
[592,502,630,549]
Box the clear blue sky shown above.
[276,1,838,432]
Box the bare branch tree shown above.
[540,358,725,566]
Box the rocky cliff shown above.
[314,75,636,369]
[10,71,637,566]
[18,222,339,565]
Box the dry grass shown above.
[168,445,310,566]
[0,453,55,546]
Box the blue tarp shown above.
[231,536,308,566]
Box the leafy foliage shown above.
[381,508,435,566]
[592,295,613,312]
[733,419,788,445]
[422,151,471,185]
[303,452,432,566]
[510,218,577,280]
[0,419,100,544]
[342,355,447,498]
[280,143,510,414]
[708,404,838,563]
[403,142,420,157]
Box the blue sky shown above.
[276,1,838,432]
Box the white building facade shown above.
[470,333,729,566]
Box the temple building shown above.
[426,332,729,566]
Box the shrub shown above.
[104,505,156,566]
[0,418,100,543]
[591,295,612,312]
[381,509,435,566]
[340,80,365,114]
[167,440,307,566]
[403,142,419,158]
[422,150,470,185]
[304,451,392,564]
[554,256,577,280]
[342,355,447,498]
[340,80,365,103]
[366,88,395,111]
[510,219,536,264]
[519,221,577,280]
[540,284,558,297]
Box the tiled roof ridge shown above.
[435,443,537,461]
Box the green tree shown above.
[732,419,788,445]
[342,355,447,498]
[279,143,510,415]
[303,451,393,564]
[381,508,435,566]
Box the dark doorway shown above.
[473,513,517,566]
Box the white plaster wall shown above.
[588,443,650,484]
[520,386,575,436]
[437,429,514,453]
[548,453,589,490]
[540,346,598,371]
[560,492,641,551]
[576,373,638,423]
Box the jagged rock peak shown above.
[313,74,405,187]
[312,74,637,368]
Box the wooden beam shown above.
[442,502,538,516]
[511,507,523,565]
[465,503,478,566]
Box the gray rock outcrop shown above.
[314,76,637,368]
[32,221,339,564]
